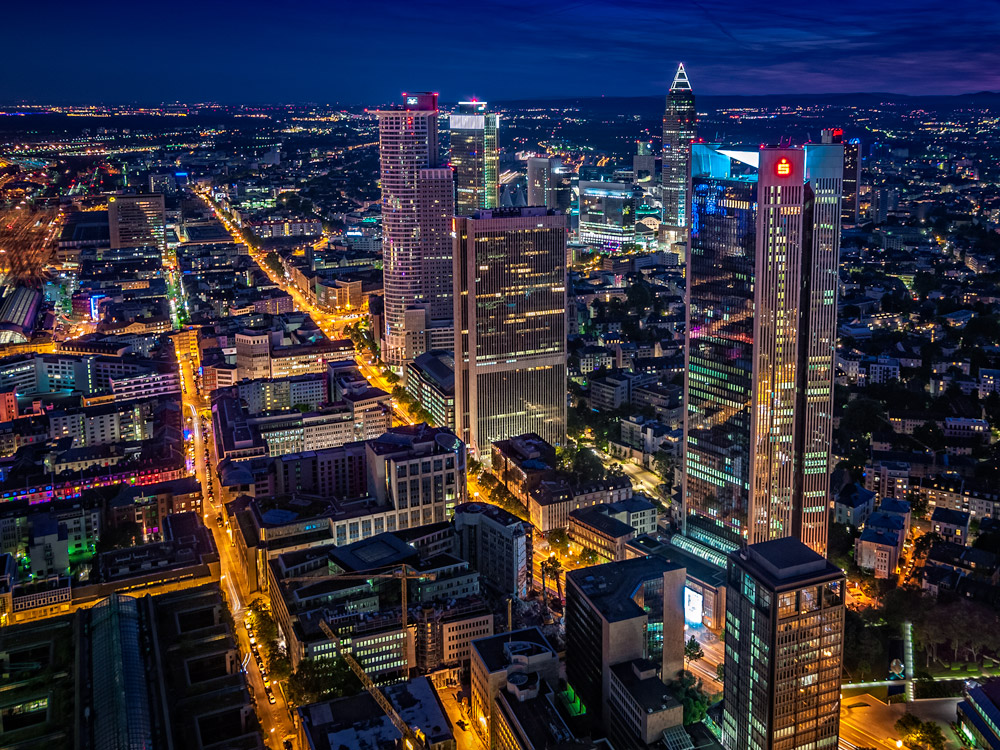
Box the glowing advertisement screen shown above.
[684,586,704,626]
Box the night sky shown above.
[3,0,999,104]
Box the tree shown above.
[913,421,946,453]
[247,597,279,646]
[684,636,705,665]
[267,651,292,681]
[263,251,283,276]
[652,449,675,482]
[546,529,570,556]
[572,448,606,483]
[548,556,563,604]
[715,662,724,684]
[913,531,942,558]
[669,671,710,725]
[97,520,142,553]
[578,548,599,566]
[906,490,929,520]
[287,657,362,706]
[894,713,945,750]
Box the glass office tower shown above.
[453,207,567,462]
[722,539,845,750]
[376,93,456,366]
[683,143,842,556]
[450,101,499,216]
[661,63,697,246]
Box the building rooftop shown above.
[454,501,527,528]
[932,507,971,526]
[567,556,682,623]
[569,507,635,539]
[610,659,681,714]
[327,531,419,573]
[298,676,451,750]
[471,627,556,674]
[737,538,843,589]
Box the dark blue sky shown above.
[3,0,999,103]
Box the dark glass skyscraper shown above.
[842,139,861,225]
[453,207,567,462]
[722,539,845,750]
[683,143,843,556]
[661,63,696,247]
[450,101,499,216]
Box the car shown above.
[263,677,270,687]
[267,691,276,705]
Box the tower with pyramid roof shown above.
[661,63,697,249]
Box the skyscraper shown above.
[450,101,499,216]
[682,143,842,556]
[565,557,686,747]
[822,128,862,226]
[108,193,166,255]
[661,63,696,247]
[376,93,456,366]
[721,538,845,750]
[526,157,561,209]
[453,207,567,462]
[633,140,656,184]
[578,179,641,251]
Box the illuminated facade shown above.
[376,93,455,366]
[527,157,570,211]
[683,143,842,556]
[453,207,567,462]
[450,101,499,216]
[578,180,641,250]
[661,63,696,246]
[821,128,861,226]
[722,539,845,750]
[843,140,861,225]
[108,193,166,255]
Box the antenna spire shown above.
[670,63,692,93]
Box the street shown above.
[177,343,297,749]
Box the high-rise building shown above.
[526,157,562,209]
[565,557,687,747]
[821,128,862,226]
[633,140,656,184]
[721,538,845,750]
[843,140,861,225]
[376,93,456,366]
[453,207,567,462]
[661,63,696,246]
[578,180,641,250]
[683,143,843,556]
[108,193,166,254]
[450,101,499,216]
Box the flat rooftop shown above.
[567,556,682,623]
[471,627,555,674]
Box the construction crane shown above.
[283,565,433,749]
[283,564,435,631]
[317,617,425,749]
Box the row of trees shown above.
[343,320,380,360]
[390,385,435,425]
[475,472,529,522]
[247,598,291,681]
[247,598,365,706]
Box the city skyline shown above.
[2,13,1000,747]
[3,0,999,104]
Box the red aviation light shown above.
[776,158,792,176]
